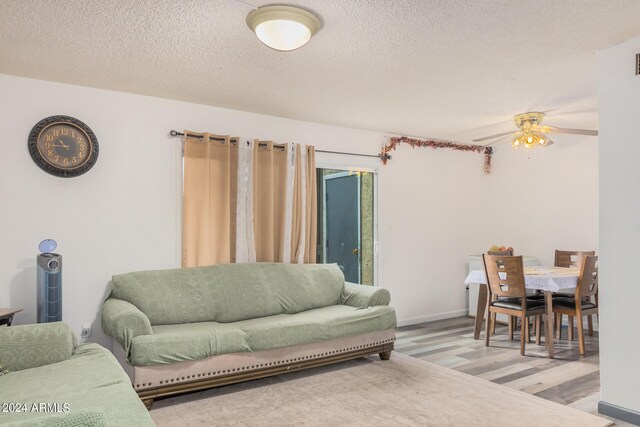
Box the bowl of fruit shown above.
[488,245,514,254]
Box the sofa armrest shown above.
[102,298,152,356]
[341,282,391,308]
[0,322,76,372]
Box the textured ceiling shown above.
[2,0,640,142]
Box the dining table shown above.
[464,266,581,358]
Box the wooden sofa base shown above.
[138,342,394,409]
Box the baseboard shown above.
[397,309,468,327]
[598,401,640,425]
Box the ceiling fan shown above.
[472,112,598,149]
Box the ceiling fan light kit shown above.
[246,5,322,51]
[511,131,553,149]
[511,112,552,148]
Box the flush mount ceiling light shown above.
[246,5,322,51]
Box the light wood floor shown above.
[396,316,630,426]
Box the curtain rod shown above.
[169,130,390,160]
[170,130,235,142]
[315,149,390,160]
[169,130,285,150]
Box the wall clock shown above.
[28,115,99,178]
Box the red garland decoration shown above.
[380,136,493,175]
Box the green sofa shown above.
[0,322,154,427]
[102,263,396,407]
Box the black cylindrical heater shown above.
[37,239,62,323]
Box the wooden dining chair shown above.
[554,250,596,340]
[552,255,598,356]
[487,248,539,337]
[487,248,515,334]
[482,254,546,356]
[554,250,595,269]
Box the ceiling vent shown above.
[637,53,640,75]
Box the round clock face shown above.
[28,116,99,177]
[37,123,91,169]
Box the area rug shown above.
[150,352,611,426]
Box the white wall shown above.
[483,137,599,266]
[0,73,598,348]
[598,36,640,416]
[379,145,488,324]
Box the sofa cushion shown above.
[0,344,154,426]
[240,305,397,352]
[127,305,396,366]
[111,263,345,325]
[3,408,108,427]
[0,322,76,372]
[130,322,250,366]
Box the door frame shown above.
[322,171,362,283]
[316,155,379,287]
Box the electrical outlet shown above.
[80,323,92,339]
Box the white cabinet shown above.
[466,255,539,322]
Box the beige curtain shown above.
[182,131,237,267]
[252,141,289,262]
[252,141,317,263]
[182,133,317,266]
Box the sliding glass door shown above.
[316,168,375,285]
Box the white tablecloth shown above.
[464,266,580,292]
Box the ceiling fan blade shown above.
[486,135,512,147]
[547,126,598,136]
[472,130,514,142]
